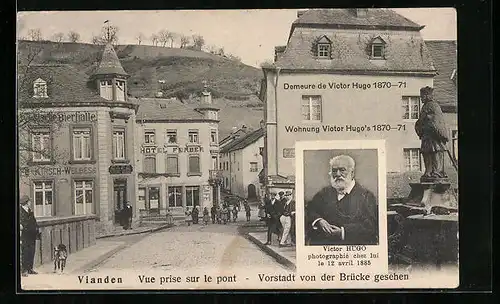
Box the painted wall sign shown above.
[283,148,295,158]
[140,145,204,154]
[109,164,133,175]
[25,111,97,124]
[21,166,96,176]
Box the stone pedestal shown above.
[407,181,458,212]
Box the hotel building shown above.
[260,9,458,198]
[18,44,139,265]
[134,88,222,215]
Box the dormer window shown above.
[370,37,386,59]
[116,79,126,101]
[100,80,112,100]
[33,78,48,98]
[316,36,332,59]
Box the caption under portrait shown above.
[295,140,389,287]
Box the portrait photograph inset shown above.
[304,150,379,246]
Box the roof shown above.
[18,64,110,106]
[273,9,434,72]
[425,40,457,112]
[92,44,128,77]
[220,128,264,153]
[292,9,422,30]
[136,98,209,121]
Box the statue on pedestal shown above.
[415,86,450,182]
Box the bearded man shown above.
[305,155,378,245]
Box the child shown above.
[185,207,192,226]
[203,207,210,225]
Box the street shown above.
[87,210,286,273]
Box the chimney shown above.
[241,124,247,132]
[297,10,307,18]
[274,46,286,62]
[201,81,212,104]
[352,8,368,17]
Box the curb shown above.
[245,233,296,271]
[73,242,129,273]
[96,223,174,239]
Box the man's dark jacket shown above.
[305,183,378,245]
[20,207,39,241]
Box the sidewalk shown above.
[246,231,296,271]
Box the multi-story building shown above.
[134,88,222,215]
[219,127,265,200]
[18,43,139,264]
[260,9,457,198]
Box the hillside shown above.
[17,40,264,138]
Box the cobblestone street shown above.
[87,214,287,273]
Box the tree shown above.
[27,28,43,41]
[179,35,190,48]
[192,35,205,51]
[136,33,145,45]
[67,31,80,42]
[158,30,171,47]
[150,34,159,46]
[217,47,225,56]
[168,32,177,48]
[51,32,65,43]
[227,54,242,62]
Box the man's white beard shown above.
[331,176,349,192]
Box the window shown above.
[144,156,156,173]
[317,44,331,58]
[33,181,53,217]
[74,180,94,215]
[168,186,182,207]
[138,187,146,210]
[403,148,421,171]
[144,131,155,144]
[219,162,222,170]
[186,186,200,207]
[210,129,218,144]
[72,127,92,161]
[33,78,48,98]
[302,95,322,121]
[212,156,218,170]
[166,130,177,144]
[32,130,51,162]
[100,80,112,100]
[452,130,458,160]
[112,129,125,160]
[188,155,200,174]
[188,130,199,144]
[250,162,258,172]
[402,96,420,120]
[371,44,384,59]
[116,80,126,101]
[166,155,179,174]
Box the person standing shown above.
[244,202,251,221]
[211,205,217,224]
[165,208,173,225]
[122,202,133,230]
[185,207,192,226]
[279,191,296,247]
[192,206,199,224]
[203,207,210,225]
[265,192,284,245]
[19,195,40,277]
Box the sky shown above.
[17,8,457,68]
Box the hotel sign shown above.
[21,166,96,177]
[140,145,204,154]
[109,164,133,175]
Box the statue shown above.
[415,86,449,181]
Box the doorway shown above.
[247,184,257,200]
[113,179,127,224]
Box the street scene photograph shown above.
[17,8,458,290]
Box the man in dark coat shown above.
[19,194,40,276]
[305,155,378,246]
[264,192,284,245]
[122,202,133,230]
[415,86,450,180]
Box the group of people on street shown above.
[184,198,253,226]
[259,190,296,247]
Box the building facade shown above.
[18,44,139,264]
[220,128,265,200]
[134,90,222,215]
[261,9,457,197]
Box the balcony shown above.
[209,170,223,185]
